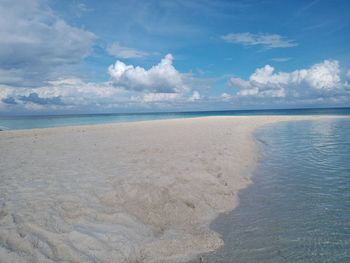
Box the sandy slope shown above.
[0,116,342,262]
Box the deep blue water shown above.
[0,107,350,130]
[204,118,350,262]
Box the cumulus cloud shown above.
[0,53,202,113]
[222,32,297,49]
[107,42,150,58]
[305,60,341,89]
[0,0,95,86]
[108,54,188,93]
[188,91,201,101]
[228,60,348,101]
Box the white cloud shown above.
[0,0,95,86]
[108,54,188,93]
[305,60,340,89]
[41,79,127,105]
[0,75,194,112]
[0,53,204,112]
[221,93,233,101]
[0,78,130,111]
[188,91,201,101]
[346,70,350,80]
[229,60,346,99]
[222,32,297,49]
[142,93,180,102]
[0,86,12,109]
[107,42,150,58]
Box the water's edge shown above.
[199,121,276,262]
[201,118,350,262]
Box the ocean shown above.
[203,118,350,262]
[1,107,350,130]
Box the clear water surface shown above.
[203,118,350,262]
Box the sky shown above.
[0,0,350,115]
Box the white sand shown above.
[0,116,343,262]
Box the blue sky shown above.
[0,0,350,114]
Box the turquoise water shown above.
[1,108,350,130]
[204,119,350,262]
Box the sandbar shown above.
[0,115,343,262]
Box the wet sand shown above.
[0,116,341,262]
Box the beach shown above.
[0,115,343,263]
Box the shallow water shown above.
[204,119,350,262]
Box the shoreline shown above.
[0,115,347,262]
[202,117,350,262]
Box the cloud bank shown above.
[1,58,350,113]
[0,54,197,113]
[0,78,127,111]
